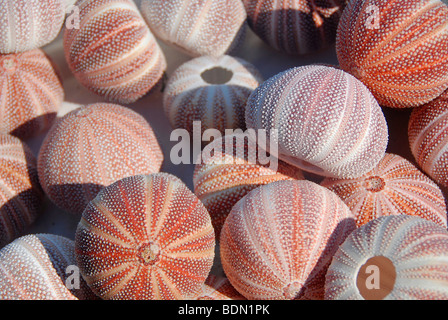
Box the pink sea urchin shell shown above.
[0,134,43,248]
[0,234,95,300]
[37,103,163,215]
[140,0,247,57]
[0,0,65,54]
[409,90,448,189]
[193,133,304,240]
[63,0,167,104]
[336,0,448,108]
[0,50,64,139]
[321,153,447,228]
[245,65,389,179]
[75,173,216,300]
[220,180,356,300]
[325,215,448,300]
[164,55,263,135]
[242,0,346,55]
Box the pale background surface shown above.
[24,2,426,276]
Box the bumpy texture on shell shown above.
[220,180,356,300]
[140,0,247,57]
[0,234,95,300]
[321,153,447,228]
[0,0,65,54]
[37,103,163,215]
[243,0,346,55]
[336,0,448,108]
[195,275,246,300]
[0,50,64,139]
[409,90,448,189]
[0,135,43,248]
[75,173,215,300]
[325,215,448,300]
[193,133,304,239]
[164,55,263,135]
[63,0,166,104]
[245,65,389,179]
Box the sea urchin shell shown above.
[220,180,356,300]
[37,103,163,215]
[75,173,215,300]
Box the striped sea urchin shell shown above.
[193,133,304,239]
[37,103,163,215]
[245,65,389,179]
[0,50,64,139]
[220,180,356,300]
[195,275,246,300]
[63,0,167,104]
[409,90,448,189]
[0,0,65,54]
[242,0,346,55]
[336,0,448,108]
[0,134,43,248]
[321,153,447,228]
[164,55,263,135]
[140,0,247,57]
[0,234,94,300]
[325,215,448,300]
[75,173,216,300]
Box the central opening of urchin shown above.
[356,256,396,300]
[201,67,233,85]
[364,176,386,192]
[2,58,15,70]
[138,243,160,265]
[283,281,302,299]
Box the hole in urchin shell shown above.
[138,243,160,266]
[201,67,233,85]
[364,176,385,192]
[356,256,396,300]
[283,282,301,299]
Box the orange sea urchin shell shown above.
[0,50,64,139]
[245,65,389,179]
[325,215,448,300]
[193,133,304,240]
[164,55,263,135]
[220,180,356,300]
[336,0,448,108]
[37,103,163,215]
[242,0,346,55]
[140,0,247,57]
[0,0,65,54]
[75,173,216,300]
[0,134,43,248]
[409,90,448,189]
[0,234,95,300]
[321,153,447,228]
[63,0,167,104]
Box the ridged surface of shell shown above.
[0,134,43,248]
[193,133,304,240]
[325,215,448,300]
[321,153,447,227]
[336,0,448,108]
[245,65,389,179]
[243,0,346,55]
[140,0,247,57]
[164,55,263,135]
[75,173,216,300]
[0,50,64,139]
[0,234,83,300]
[409,90,448,189]
[0,0,65,54]
[37,103,163,215]
[195,275,246,300]
[63,0,167,104]
[220,180,356,300]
